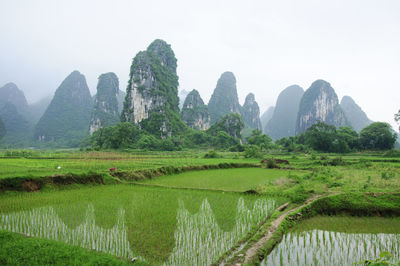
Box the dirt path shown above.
[239,194,324,265]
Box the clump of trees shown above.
[277,121,397,153]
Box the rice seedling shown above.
[0,184,282,264]
[262,230,400,265]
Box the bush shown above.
[243,145,262,158]
[203,150,220,158]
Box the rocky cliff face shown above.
[121,39,185,138]
[208,72,241,124]
[89,73,120,134]
[260,106,274,132]
[241,93,262,130]
[296,80,347,134]
[34,71,92,141]
[0,82,30,120]
[265,85,304,140]
[180,89,210,130]
[340,96,372,132]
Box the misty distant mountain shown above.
[181,89,210,130]
[179,89,190,109]
[34,71,92,143]
[0,101,32,144]
[241,93,262,130]
[265,85,304,140]
[260,106,274,132]
[340,96,372,132]
[296,80,348,134]
[89,72,120,135]
[0,82,30,119]
[29,95,52,124]
[208,72,241,124]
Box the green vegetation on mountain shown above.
[208,72,241,124]
[241,93,262,130]
[180,89,210,130]
[296,80,348,134]
[340,96,372,132]
[89,73,120,134]
[265,85,304,140]
[121,39,186,138]
[34,71,92,146]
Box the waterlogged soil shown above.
[262,216,400,265]
[0,184,284,265]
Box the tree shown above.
[359,122,397,150]
[303,121,337,152]
[246,129,273,150]
[395,110,400,132]
[337,126,359,150]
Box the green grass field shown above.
[140,168,309,192]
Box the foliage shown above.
[203,150,220,158]
[359,122,397,150]
[246,129,273,150]
[243,145,262,158]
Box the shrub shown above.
[243,145,262,158]
[203,150,220,158]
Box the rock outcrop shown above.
[265,85,304,140]
[34,71,92,142]
[208,72,241,124]
[180,89,210,130]
[260,106,274,132]
[296,80,348,134]
[121,39,185,138]
[241,93,262,130]
[340,96,372,132]
[89,73,120,134]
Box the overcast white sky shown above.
[0,0,399,130]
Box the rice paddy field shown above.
[263,216,400,265]
[1,149,400,265]
[0,184,284,264]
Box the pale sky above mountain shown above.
[0,0,399,131]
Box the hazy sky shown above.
[1,0,399,130]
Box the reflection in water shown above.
[263,230,400,266]
[0,205,143,261]
[0,197,276,265]
[165,198,276,265]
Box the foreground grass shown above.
[140,168,309,192]
[0,184,285,264]
[0,230,135,266]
